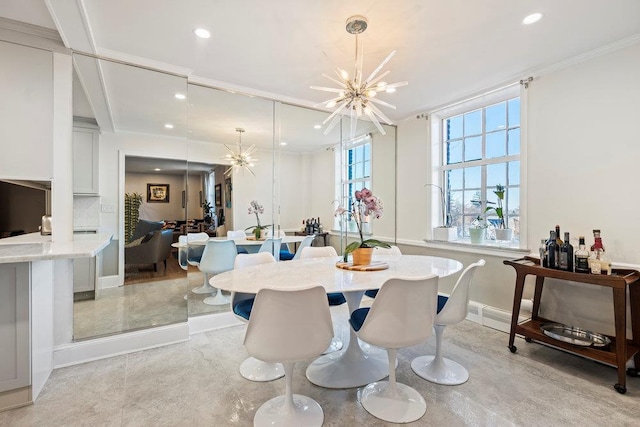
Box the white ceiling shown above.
[2,0,640,151]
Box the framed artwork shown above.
[147,183,170,203]
[225,178,232,208]
[215,183,222,207]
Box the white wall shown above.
[390,41,640,337]
[125,172,186,221]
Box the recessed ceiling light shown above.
[193,28,211,39]
[164,123,174,129]
[523,13,543,25]
[280,142,288,146]
[174,93,186,100]
[154,168,161,171]
[314,124,322,129]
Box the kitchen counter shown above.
[0,232,112,263]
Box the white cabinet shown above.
[0,263,30,396]
[73,257,96,294]
[73,126,99,195]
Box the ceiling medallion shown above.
[311,15,408,139]
[223,128,257,176]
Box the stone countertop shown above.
[0,232,112,263]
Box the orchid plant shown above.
[334,187,390,261]
[245,200,270,239]
[484,184,506,229]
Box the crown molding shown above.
[0,17,67,53]
[95,47,193,77]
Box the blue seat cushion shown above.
[279,250,295,261]
[327,292,346,306]
[233,298,254,321]
[349,307,370,332]
[437,295,448,314]
[364,289,378,299]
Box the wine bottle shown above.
[558,232,574,271]
[555,225,563,246]
[546,231,558,269]
[574,236,590,273]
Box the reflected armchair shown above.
[125,229,173,272]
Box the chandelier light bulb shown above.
[221,128,258,176]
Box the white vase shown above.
[495,228,513,242]
[433,227,458,241]
[469,228,485,244]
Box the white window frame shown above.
[429,84,528,248]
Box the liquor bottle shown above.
[555,225,563,246]
[558,232,574,271]
[539,239,548,268]
[590,229,605,253]
[574,236,590,273]
[545,231,558,269]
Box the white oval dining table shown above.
[211,253,463,389]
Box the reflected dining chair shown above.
[280,234,314,261]
[299,246,345,353]
[365,245,403,299]
[411,259,485,385]
[187,232,212,293]
[244,286,333,427]
[197,240,237,306]
[349,275,439,423]
[177,235,188,271]
[230,252,284,382]
[227,229,249,254]
[258,238,282,262]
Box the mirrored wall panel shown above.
[72,53,189,340]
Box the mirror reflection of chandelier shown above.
[223,128,257,176]
[311,15,408,139]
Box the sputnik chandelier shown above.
[311,15,408,139]
[223,128,257,176]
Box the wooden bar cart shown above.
[503,256,640,394]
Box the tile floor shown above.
[3,305,639,426]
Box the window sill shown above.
[422,238,530,258]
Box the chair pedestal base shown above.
[239,357,284,382]
[322,337,343,354]
[203,290,230,306]
[361,381,426,423]
[411,355,469,385]
[254,394,323,427]
[192,283,215,294]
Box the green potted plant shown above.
[334,188,390,265]
[484,184,512,241]
[245,200,270,240]
[202,200,213,224]
[469,215,487,244]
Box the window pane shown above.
[464,110,482,136]
[508,128,520,155]
[486,102,506,132]
[354,145,363,162]
[464,136,482,161]
[487,163,506,188]
[448,190,463,228]
[508,161,520,185]
[507,187,520,217]
[363,143,370,160]
[447,140,463,164]
[363,160,370,178]
[464,166,481,188]
[465,190,481,214]
[486,130,506,158]
[508,98,520,127]
[347,164,354,180]
[447,115,463,140]
[355,161,364,179]
[446,169,463,190]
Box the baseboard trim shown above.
[97,274,120,289]
[188,311,241,335]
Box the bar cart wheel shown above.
[525,337,533,343]
[614,383,627,394]
[509,345,517,353]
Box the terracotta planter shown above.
[352,247,374,266]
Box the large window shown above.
[335,135,372,228]
[442,97,521,241]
